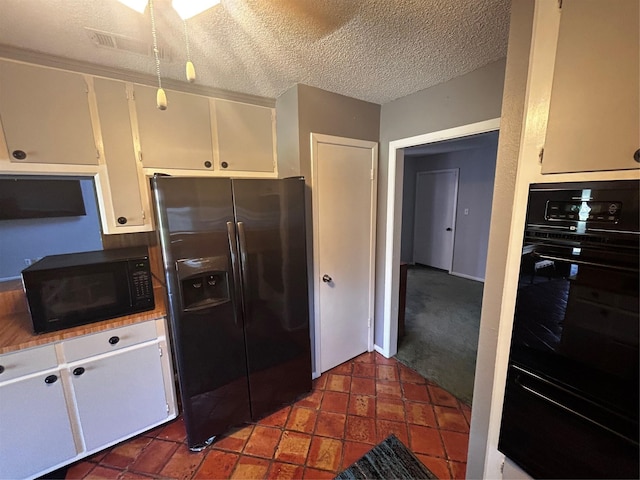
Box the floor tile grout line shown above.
[74,352,467,479]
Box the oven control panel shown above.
[545,201,622,223]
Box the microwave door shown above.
[25,263,133,333]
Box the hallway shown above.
[396,265,483,404]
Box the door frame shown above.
[311,133,378,376]
[412,168,459,272]
[380,118,500,358]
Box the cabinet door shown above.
[69,343,168,452]
[0,60,98,165]
[542,0,639,173]
[94,78,151,231]
[212,99,276,173]
[134,85,214,171]
[0,372,77,479]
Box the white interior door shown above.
[311,134,377,374]
[413,169,458,271]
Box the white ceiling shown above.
[0,0,511,104]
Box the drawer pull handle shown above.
[44,374,58,384]
[0,365,4,374]
[108,336,120,345]
[73,367,85,376]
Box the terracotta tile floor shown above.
[65,352,470,479]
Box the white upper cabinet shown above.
[212,98,276,173]
[0,60,99,166]
[134,84,214,171]
[542,0,640,173]
[92,78,152,232]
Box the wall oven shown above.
[498,180,639,479]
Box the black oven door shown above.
[500,239,639,479]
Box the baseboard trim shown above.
[374,344,390,358]
[450,271,485,283]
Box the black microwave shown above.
[22,247,155,334]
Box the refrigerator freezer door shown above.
[151,176,251,449]
[232,177,312,419]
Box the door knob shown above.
[446,227,452,231]
[322,274,332,283]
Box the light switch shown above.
[464,208,469,216]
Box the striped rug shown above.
[336,434,438,479]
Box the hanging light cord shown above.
[149,0,162,89]
[183,19,191,63]
[183,18,196,83]
[149,0,167,109]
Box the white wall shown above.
[401,137,498,280]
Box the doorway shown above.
[384,122,500,405]
[413,169,459,271]
[381,119,500,357]
[311,133,377,374]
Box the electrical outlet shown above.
[24,257,41,267]
[464,208,469,215]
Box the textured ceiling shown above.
[0,0,511,104]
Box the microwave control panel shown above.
[129,259,153,304]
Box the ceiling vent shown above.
[85,27,172,61]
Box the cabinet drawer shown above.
[0,344,57,382]
[63,321,157,362]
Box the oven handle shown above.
[514,371,639,445]
[536,253,639,273]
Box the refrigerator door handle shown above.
[237,221,252,321]
[226,221,243,326]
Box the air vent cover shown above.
[85,27,171,61]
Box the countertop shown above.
[0,287,167,355]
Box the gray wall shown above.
[0,178,103,280]
[376,59,507,347]
[467,1,534,478]
[276,84,380,374]
[401,139,498,280]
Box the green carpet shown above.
[396,265,483,404]
[335,434,437,479]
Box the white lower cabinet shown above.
[69,342,168,452]
[0,319,176,479]
[0,367,77,480]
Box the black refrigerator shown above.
[151,176,312,450]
